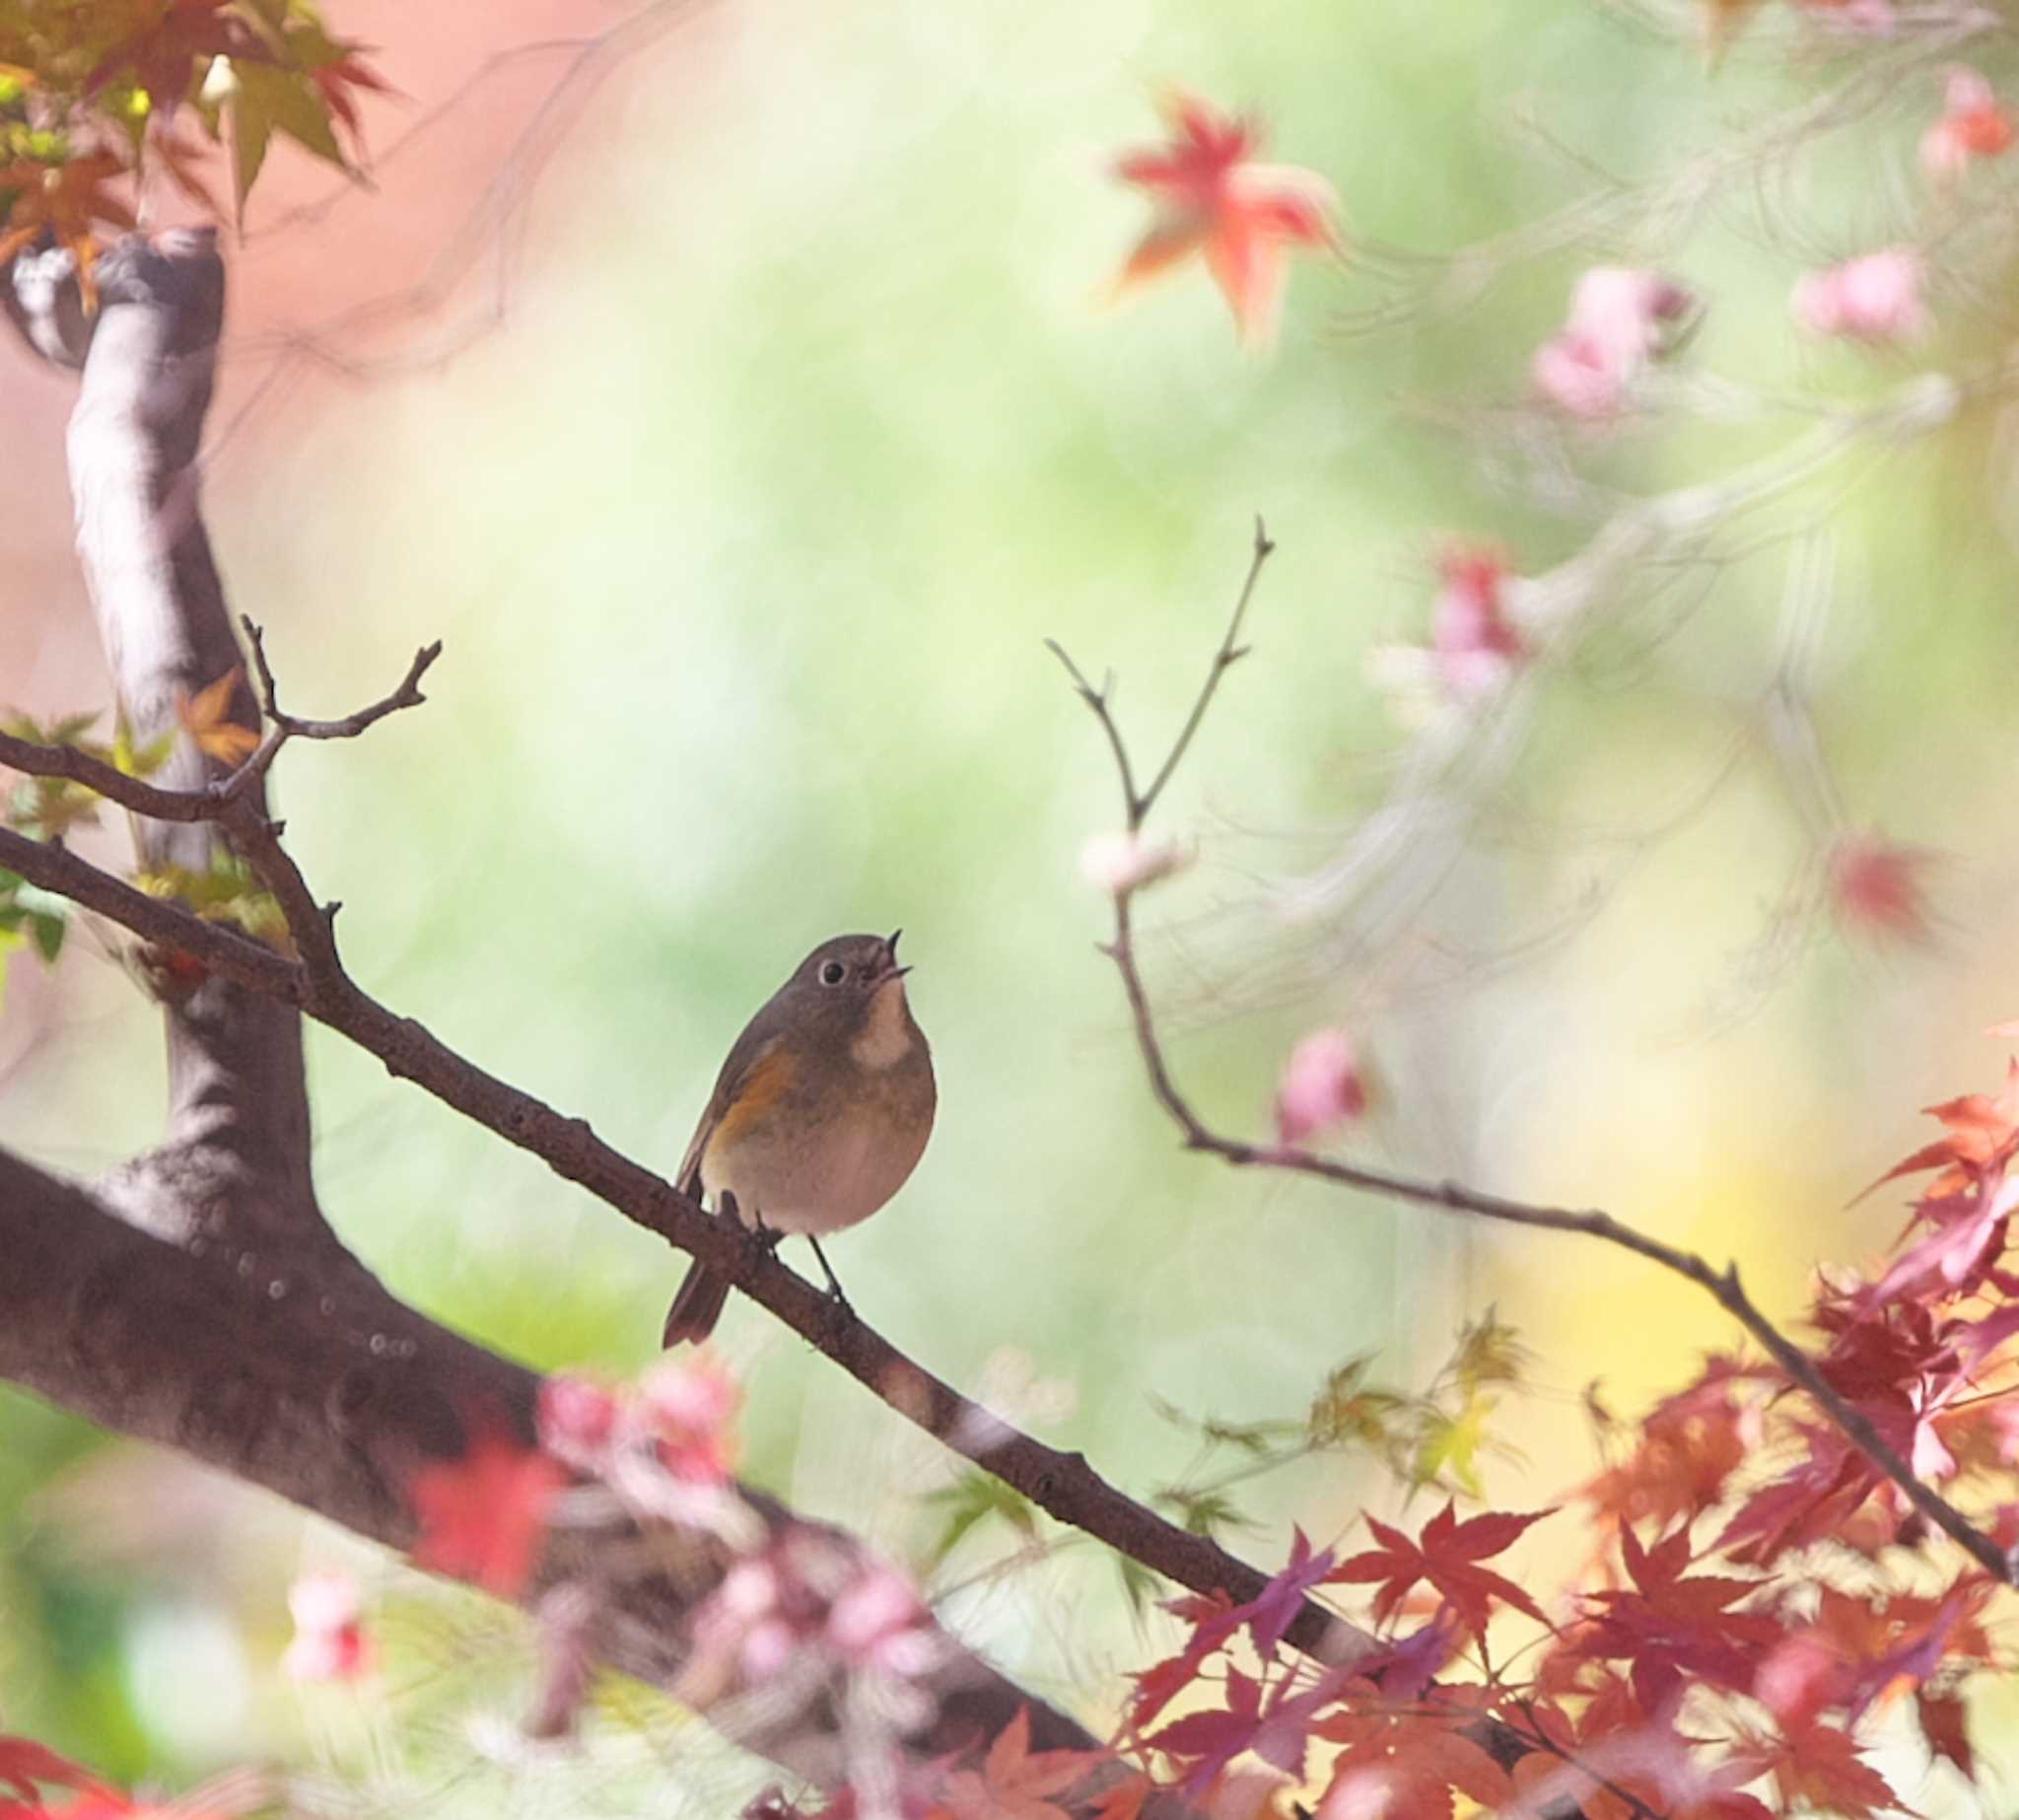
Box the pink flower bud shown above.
[827,1565,927,1664]
[281,1572,373,1682]
[1532,268,1694,420]
[1430,544,1525,700]
[740,1618,799,1685]
[1791,247,1927,344]
[536,1374,621,1460]
[638,1353,740,1485]
[1273,1028,1368,1146]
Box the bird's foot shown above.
[807,1235,853,1321]
[729,1195,785,1255]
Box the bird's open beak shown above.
[881,928,912,981]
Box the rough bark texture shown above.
[66,230,325,1257]
[0,230,1099,1791]
[0,1145,1094,1785]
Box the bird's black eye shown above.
[818,959,847,987]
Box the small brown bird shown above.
[661,932,937,1347]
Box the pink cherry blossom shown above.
[1790,247,1927,344]
[1430,545,1525,701]
[1273,1028,1368,1146]
[827,1564,937,1676]
[281,1571,373,1682]
[638,1351,740,1485]
[1531,268,1695,420]
[535,1373,622,1468]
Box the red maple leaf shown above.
[1127,1588,1241,1731]
[1329,1501,1554,1640]
[85,0,276,112]
[0,1737,119,1808]
[1109,88,1338,348]
[1727,1720,1905,1820]
[1582,1359,1762,1537]
[1856,1060,2019,1206]
[1717,1425,1880,1570]
[1145,1665,1346,1793]
[1242,1524,1339,1659]
[1581,1523,1780,1714]
[1917,1686,1974,1778]
[1510,1688,1776,1820]
[1752,1581,1985,1734]
[408,1426,568,1597]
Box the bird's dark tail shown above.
[662,1258,731,1348]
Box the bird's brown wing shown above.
[674,1028,791,1199]
[663,1026,794,1350]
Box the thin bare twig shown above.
[0,631,441,825]
[1052,526,2017,1590]
[1043,519,1274,833]
[243,616,443,744]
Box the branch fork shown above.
[1049,519,2017,1591]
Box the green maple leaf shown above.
[1115,1553,1161,1618]
[136,854,289,950]
[111,712,175,778]
[1151,1486,1252,1540]
[1410,1392,1525,1498]
[1308,1355,1411,1451]
[7,774,102,841]
[0,869,67,1008]
[1447,1306,1533,1397]
[218,56,346,215]
[921,1471,1039,1569]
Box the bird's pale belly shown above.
[701,1103,928,1236]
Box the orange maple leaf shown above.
[1317,1709,1513,1819]
[1728,1720,1903,1820]
[1109,88,1338,349]
[0,152,137,309]
[936,1709,1100,1820]
[175,665,262,764]
[1855,1059,2019,1207]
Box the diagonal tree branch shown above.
[1052,523,2018,1590]
[0,810,1376,1668]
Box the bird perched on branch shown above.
[661,932,937,1347]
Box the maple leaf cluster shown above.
[0,0,386,300]
[0,678,289,994]
[1081,1048,2019,1819]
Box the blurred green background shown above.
[5,0,2019,1811]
